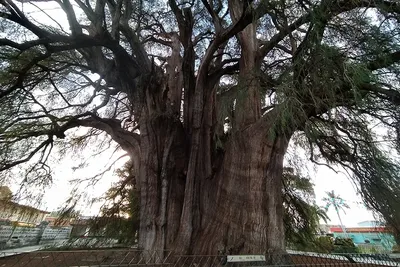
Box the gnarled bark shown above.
[229,0,261,129]
[138,114,187,252]
[137,105,292,255]
[194,122,290,255]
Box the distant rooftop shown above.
[0,199,50,214]
[0,186,49,214]
[357,220,384,227]
[330,226,389,233]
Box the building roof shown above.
[357,220,383,227]
[0,200,50,214]
[44,216,73,226]
[330,226,389,233]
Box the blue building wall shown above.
[333,232,395,251]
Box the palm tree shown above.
[323,190,350,238]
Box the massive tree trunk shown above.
[194,124,290,255]
[138,113,187,252]
[137,109,292,255]
[135,1,292,256]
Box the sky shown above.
[2,0,377,226]
[7,138,124,216]
[313,166,375,227]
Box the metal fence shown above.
[0,249,399,267]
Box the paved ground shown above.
[0,251,398,267]
[0,249,160,267]
[0,240,68,258]
[0,244,44,256]
[0,247,399,267]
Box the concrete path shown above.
[0,244,44,257]
[0,240,68,258]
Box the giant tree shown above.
[1,0,400,255]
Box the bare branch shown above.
[0,138,53,171]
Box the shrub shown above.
[314,236,335,253]
[333,238,358,253]
[392,245,400,253]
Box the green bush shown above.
[358,244,386,254]
[292,236,360,254]
[392,245,400,253]
[313,236,335,253]
[333,238,358,253]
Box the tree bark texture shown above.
[136,110,291,255]
[193,126,290,255]
[134,1,292,256]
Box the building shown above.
[44,216,74,227]
[328,221,396,251]
[70,218,91,237]
[0,200,50,226]
[319,224,341,235]
[0,187,50,226]
[357,220,384,227]
[44,214,93,237]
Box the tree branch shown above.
[367,50,400,70]
[0,138,53,171]
[258,0,400,59]
[62,115,140,153]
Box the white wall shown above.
[0,225,72,248]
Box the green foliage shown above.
[0,186,12,201]
[392,245,400,253]
[358,244,385,254]
[333,238,359,254]
[322,191,349,234]
[283,168,329,250]
[313,236,335,254]
[297,236,359,254]
[89,161,139,245]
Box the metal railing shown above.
[0,249,399,266]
